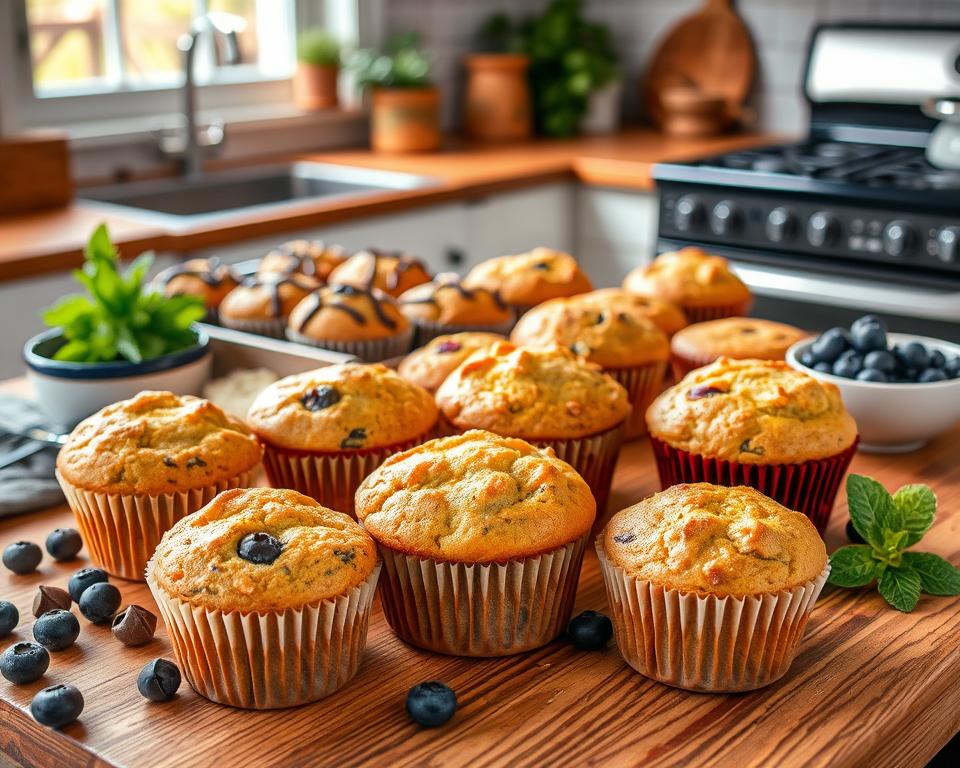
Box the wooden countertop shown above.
[1,433,958,768]
[0,129,773,282]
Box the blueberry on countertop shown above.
[0,641,50,684]
[137,658,182,702]
[3,541,42,575]
[45,529,83,562]
[67,567,108,603]
[845,519,866,544]
[31,684,84,728]
[856,368,888,383]
[567,610,614,651]
[237,532,283,565]
[33,609,80,652]
[919,368,948,383]
[832,350,862,379]
[406,682,457,728]
[78,582,121,624]
[0,601,18,638]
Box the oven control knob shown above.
[806,212,841,248]
[765,207,797,243]
[882,220,916,257]
[937,226,960,263]
[673,195,705,232]
[710,200,743,236]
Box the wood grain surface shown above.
[1,433,958,768]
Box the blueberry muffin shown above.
[355,430,595,655]
[398,273,515,343]
[598,483,829,691]
[147,487,380,708]
[151,257,240,314]
[579,288,688,338]
[327,249,432,298]
[397,331,506,393]
[257,239,347,281]
[671,317,808,377]
[219,273,320,338]
[56,391,263,580]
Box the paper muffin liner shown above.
[596,542,829,692]
[261,433,430,516]
[147,562,381,709]
[374,534,588,657]
[649,437,859,535]
[411,316,516,346]
[57,467,260,581]
[285,327,414,362]
[679,299,752,325]
[219,316,287,339]
[604,361,668,440]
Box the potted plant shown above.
[347,33,440,154]
[23,225,211,427]
[294,28,341,110]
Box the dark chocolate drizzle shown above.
[398,275,507,310]
[356,248,429,291]
[240,273,317,318]
[154,257,237,289]
[264,240,341,277]
[294,283,399,333]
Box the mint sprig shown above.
[828,475,960,612]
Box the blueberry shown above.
[852,314,886,331]
[45,529,82,562]
[567,610,613,651]
[845,519,866,544]
[0,641,50,684]
[78,582,121,624]
[863,350,897,374]
[0,601,19,637]
[919,368,948,383]
[857,368,888,382]
[3,541,42,574]
[813,361,833,373]
[898,341,930,370]
[436,340,462,354]
[928,349,946,369]
[832,350,863,378]
[406,682,457,728]
[33,609,80,652]
[137,658,182,702]
[30,684,83,728]
[301,385,341,412]
[237,532,283,564]
[67,567,108,603]
[945,356,960,379]
[798,349,817,368]
[809,328,849,364]
[850,322,887,354]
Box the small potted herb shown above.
[23,224,210,427]
[346,33,440,153]
[294,28,341,111]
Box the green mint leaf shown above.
[42,295,95,327]
[892,484,937,547]
[827,545,878,587]
[84,223,116,262]
[52,339,91,362]
[846,475,897,549]
[901,552,960,596]
[878,565,922,612]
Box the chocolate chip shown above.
[162,457,178,469]
[32,586,72,618]
[333,549,355,565]
[436,341,462,354]
[739,439,765,456]
[533,262,551,271]
[185,456,206,469]
[331,284,360,295]
[111,605,157,647]
[688,384,725,399]
[508,403,523,413]
[340,428,367,449]
[612,533,636,545]
[302,385,341,412]
[594,312,606,325]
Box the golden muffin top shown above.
[645,358,857,463]
[355,430,596,563]
[287,284,410,342]
[327,249,432,298]
[672,317,808,363]
[397,332,506,393]
[436,342,630,440]
[151,257,239,309]
[579,288,688,337]
[247,363,437,452]
[622,248,751,308]
[463,248,593,307]
[602,483,827,596]
[510,293,670,368]
[57,391,263,495]
[257,239,347,281]
[149,488,377,612]
[219,273,320,321]
[398,273,513,327]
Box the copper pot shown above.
[370,87,441,154]
[464,54,532,141]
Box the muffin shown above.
[55,391,263,580]
[623,247,752,323]
[671,317,808,378]
[286,284,413,362]
[151,257,239,315]
[147,487,380,708]
[645,357,859,533]
[219,273,320,339]
[247,363,438,515]
[397,331,505,393]
[327,249,432,298]
[398,273,515,344]
[597,483,829,692]
[463,247,593,315]
[257,239,347,281]
[579,288,688,337]
[436,342,629,514]
[355,430,595,656]
[511,291,670,439]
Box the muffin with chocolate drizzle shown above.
[257,239,347,282]
[247,363,438,515]
[151,257,240,316]
[286,283,413,362]
[398,331,505,393]
[398,273,515,344]
[219,273,320,339]
[327,248,432,298]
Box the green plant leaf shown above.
[84,223,116,261]
[901,552,960,596]
[846,474,897,549]
[878,565,922,612]
[893,484,937,546]
[828,545,878,587]
[42,295,94,327]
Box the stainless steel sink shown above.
[79,162,438,229]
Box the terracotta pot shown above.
[370,87,441,154]
[464,54,532,141]
[294,62,339,110]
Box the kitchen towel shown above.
[0,394,64,517]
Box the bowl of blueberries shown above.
[786,315,960,453]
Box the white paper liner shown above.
[411,316,516,346]
[604,361,668,440]
[147,562,381,709]
[374,533,588,657]
[596,541,830,692]
[285,327,414,362]
[57,467,260,581]
[220,317,287,339]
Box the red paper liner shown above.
[648,436,859,534]
[678,299,752,325]
[670,348,720,380]
[604,361,668,440]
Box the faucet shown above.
[176,12,246,177]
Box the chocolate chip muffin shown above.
[56,391,262,580]
[151,257,240,314]
[398,273,515,343]
[670,317,808,377]
[355,430,595,655]
[147,487,380,708]
[257,239,347,281]
[598,483,829,691]
[219,273,320,339]
[397,331,505,393]
[327,249,432,298]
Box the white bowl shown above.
[786,332,960,453]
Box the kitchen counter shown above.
[0,129,773,281]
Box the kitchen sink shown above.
[79,162,438,229]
